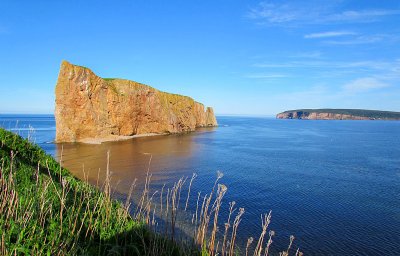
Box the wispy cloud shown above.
[248,2,400,26]
[328,10,400,23]
[253,60,396,70]
[252,59,400,83]
[324,34,399,45]
[247,2,322,25]
[304,31,355,38]
[343,77,390,92]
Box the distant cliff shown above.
[55,61,217,143]
[276,109,400,120]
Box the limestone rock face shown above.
[55,61,217,143]
[276,109,400,120]
[276,112,370,120]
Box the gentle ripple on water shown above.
[1,115,400,255]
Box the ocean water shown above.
[1,114,399,255]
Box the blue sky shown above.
[0,0,399,115]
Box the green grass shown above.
[0,127,300,255]
[104,79,125,96]
[75,64,89,69]
[280,108,400,119]
[0,128,197,255]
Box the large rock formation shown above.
[276,109,400,120]
[55,61,217,143]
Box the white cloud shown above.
[248,2,400,26]
[323,34,397,45]
[304,31,355,38]
[251,58,400,83]
[343,77,390,92]
[253,60,395,70]
[247,2,323,25]
[328,10,400,22]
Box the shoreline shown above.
[56,125,218,144]
[75,133,168,144]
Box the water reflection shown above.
[4,115,400,255]
[55,128,217,194]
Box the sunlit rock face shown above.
[55,61,217,143]
[276,112,370,120]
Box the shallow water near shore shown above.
[1,114,400,255]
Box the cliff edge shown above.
[55,61,217,143]
[276,109,400,120]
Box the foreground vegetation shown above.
[0,128,194,255]
[0,127,301,255]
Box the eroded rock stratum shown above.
[55,61,217,143]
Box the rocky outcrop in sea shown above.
[55,61,217,143]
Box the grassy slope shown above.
[0,128,196,255]
[280,109,400,119]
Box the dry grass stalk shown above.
[253,211,272,256]
[280,235,295,256]
[170,178,183,240]
[194,192,201,225]
[124,178,137,213]
[104,150,111,198]
[196,193,209,245]
[176,176,187,211]
[192,191,201,240]
[160,183,165,217]
[215,240,220,256]
[163,187,171,236]
[222,201,236,256]
[295,248,303,256]
[135,168,152,219]
[1,154,18,221]
[1,134,301,256]
[246,237,254,256]
[228,207,245,256]
[185,173,197,211]
[152,205,157,227]
[144,190,158,224]
[263,230,275,256]
[208,184,228,255]
[196,171,224,246]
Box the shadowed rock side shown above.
[276,109,400,120]
[55,61,217,143]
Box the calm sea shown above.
[1,114,399,255]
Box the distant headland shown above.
[55,61,217,143]
[276,109,400,120]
